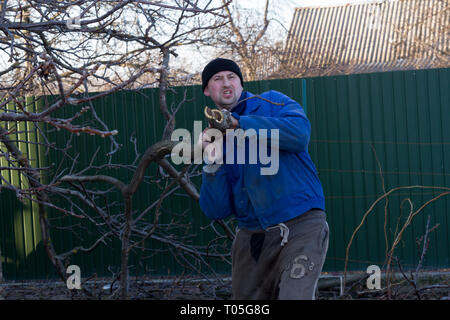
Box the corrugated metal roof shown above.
[283,0,449,77]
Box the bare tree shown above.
[0,0,233,299]
[196,0,286,81]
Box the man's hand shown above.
[230,115,239,129]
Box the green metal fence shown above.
[1,68,449,280]
[308,68,450,272]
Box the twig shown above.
[344,185,450,287]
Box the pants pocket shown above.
[317,221,329,253]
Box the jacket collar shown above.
[231,91,251,115]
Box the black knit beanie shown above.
[201,58,244,91]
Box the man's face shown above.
[203,71,243,111]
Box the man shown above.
[199,58,329,300]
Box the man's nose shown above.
[223,78,230,86]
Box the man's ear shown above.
[203,86,210,97]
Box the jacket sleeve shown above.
[199,165,234,220]
[236,91,310,153]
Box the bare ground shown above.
[1,271,449,300]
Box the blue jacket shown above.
[199,90,325,230]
